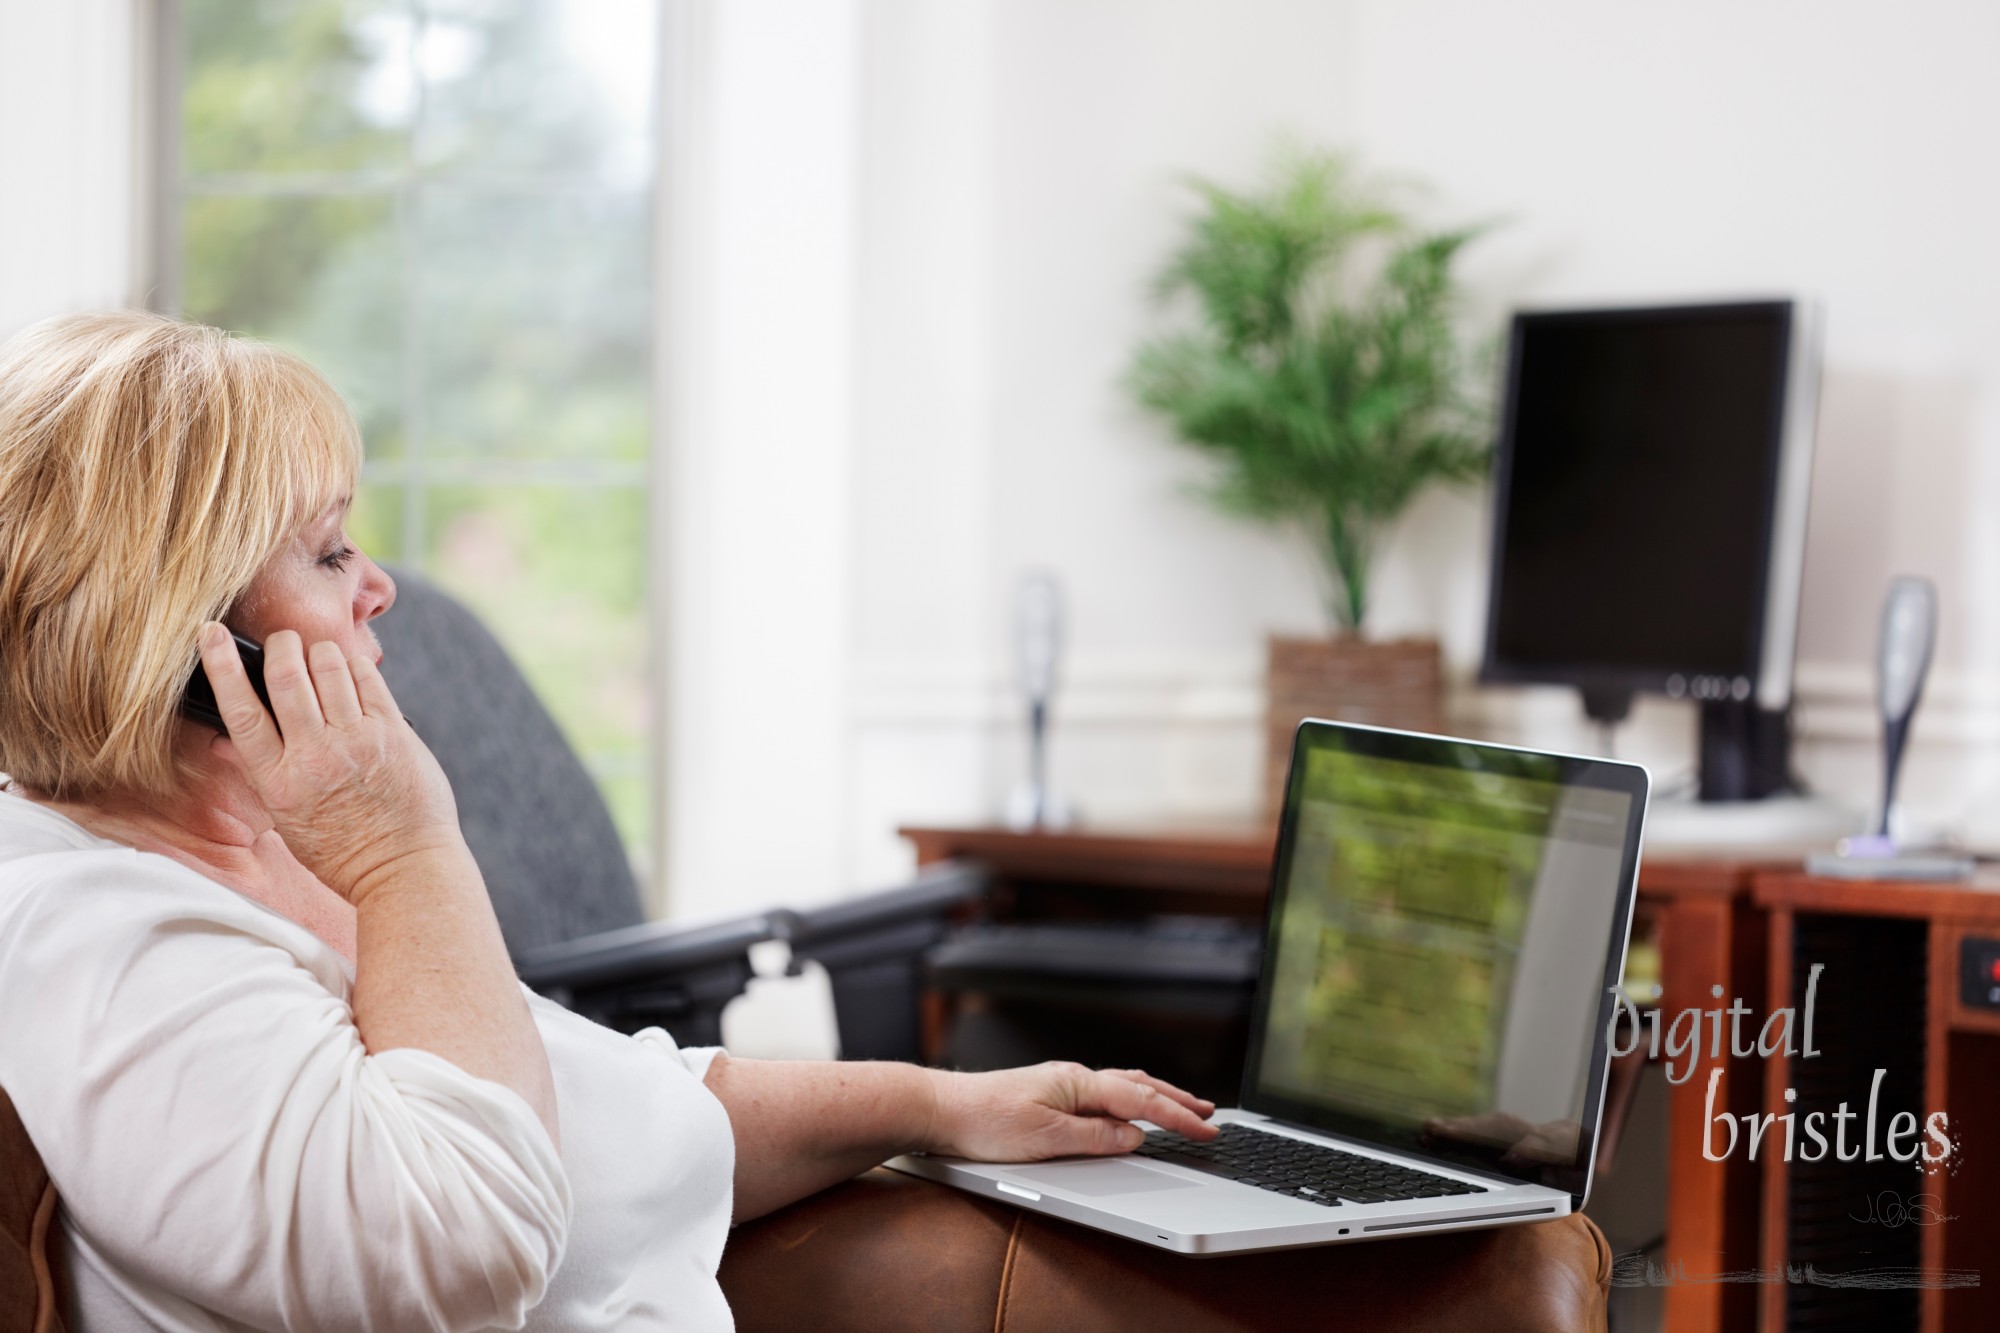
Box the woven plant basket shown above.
[1264,635,1444,820]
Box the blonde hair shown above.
[0,310,360,799]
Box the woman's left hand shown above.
[923,1062,1220,1161]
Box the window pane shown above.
[183,0,414,176]
[172,1,658,880]
[181,194,405,459]
[350,481,407,564]
[421,484,650,853]
[591,766,651,884]
[417,0,656,185]
[418,188,649,462]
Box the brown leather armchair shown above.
[721,1168,1611,1332]
[6,1081,1610,1332]
[3,1088,65,1333]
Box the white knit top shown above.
[0,790,736,1332]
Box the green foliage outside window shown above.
[173,0,657,870]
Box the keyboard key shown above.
[1138,1125,1485,1208]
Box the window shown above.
[157,0,659,877]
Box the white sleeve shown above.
[630,1026,725,1082]
[0,851,572,1333]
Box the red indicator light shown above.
[1989,958,2000,983]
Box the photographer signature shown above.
[1850,1191,1956,1229]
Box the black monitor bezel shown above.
[1238,719,1648,1205]
[1477,299,1797,700]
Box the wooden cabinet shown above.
[1751,874,2000,1333]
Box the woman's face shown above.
[229,498,396,664]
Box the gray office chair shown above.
[372,565,982,1053]
[373,565,648,953]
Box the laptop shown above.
[889,718,1649,1256]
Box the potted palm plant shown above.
[1128,149,1495,816]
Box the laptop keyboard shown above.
[1133,1124,1487,1208]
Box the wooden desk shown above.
[1751,873,2000,1333]
[901,825,1772,1333]
[903,825,1275,913]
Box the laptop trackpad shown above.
[1006,1160,1204,1197]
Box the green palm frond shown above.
[1127,150,1496,633]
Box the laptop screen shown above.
[1241,721,1647,1200]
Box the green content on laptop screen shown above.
[1243,724,1644,1194]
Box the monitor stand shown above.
[1582,689,1798,801]
[1696,698,1794,801]
[1581,688,1860,850]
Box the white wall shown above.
[811,0,2000,895]
[1341,0,2000,841]
[839,0,1365,889]
[0,0,142,337]
[668,0,1368,916]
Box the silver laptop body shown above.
[890,719,1649,1256]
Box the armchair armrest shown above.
[516,911,788,1048]
[516,862,986,1059]
[720,1169,1614,1332]
[780,861,988,1062]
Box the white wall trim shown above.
[128,0,161,308]
[848,651,1980,748]
[1790,660,2000,746]
[648,0,714,919]
[657,0,861,921]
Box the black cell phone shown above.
[180,630,275,735]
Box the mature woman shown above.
[0,311,1220,1331]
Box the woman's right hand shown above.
[196,621,462,904]
[198,621,563,1147]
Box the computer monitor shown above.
[1479,300,1820,801]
